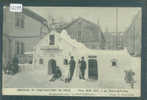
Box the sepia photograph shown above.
[2,6,141,96]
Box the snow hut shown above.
[32,29,98,80]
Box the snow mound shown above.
[60,30,88,49]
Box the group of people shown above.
[4,56,19,75]
[63,56,87,83]
[50,56,87,83]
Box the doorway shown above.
[88,59,98,80]
[48,59,56,75]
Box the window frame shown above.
[15,13,25,29]
[49,34,55,45]
[16,41,20,55]
[20,42,24,54]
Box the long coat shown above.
[80,60,86,70]
[69,59,76,71]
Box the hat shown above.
[71,56,73,58]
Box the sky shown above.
[27,7,141,32]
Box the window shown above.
[21,16,24,28]
[21,42,24,54]
[49,35,55,45]
[112,61,116,66]
[15,13,20,27]
[39,59,43,64]
[111,58,118,67]
[15,13,24,28]
[16,41,19,54]
[15,41,24,55]
[29,60,32,64]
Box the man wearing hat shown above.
[80,57,86,80]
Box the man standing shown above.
[69,56,76,82]
[63,56,69,83]
[80,57,86,80]
[78,59,82,79]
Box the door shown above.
[88,59,98,80]
[48,59,56,75]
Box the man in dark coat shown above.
[69,56,76,81]
[80,57,86,80]
[124,69,136,88]
[12,56,19,74]
[50,66,62,82]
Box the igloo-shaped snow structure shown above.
[32,29,91,76]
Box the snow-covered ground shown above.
[3,30,141,89]
[3,49,141,89]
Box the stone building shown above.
[103,31,124,50]
[3,7,49,65]
[124,11,141,56]
[57,17,105,49]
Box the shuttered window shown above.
[16,41,19,54]
[15,13,24,28]
[21,42,24,54]
[15,41,24,55]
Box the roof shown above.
[23,8,47,23]
[57,17,103,32]
[4,7,47,23]
[57,17,105,42]
[23,8,50,33]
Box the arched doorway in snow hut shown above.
[48,59,56,75]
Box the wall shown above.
[3,7,44,64]
[3,7,42,36]
[124,11,141,56]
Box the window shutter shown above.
[21,42,24,54]
[21,15,24,28]
[15,41,19,54]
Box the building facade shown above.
[57,17,105,49]
[3,7,49,65]
[103,31,124,50]
[124,11,141,56]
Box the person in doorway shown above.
[69,56,76,82]
[80,57,86,80]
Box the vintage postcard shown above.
[2,6,141,97]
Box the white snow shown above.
[60,30,88,49]
[24,52,33,55]
[3,49,141,89]
[3,30,141,89]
